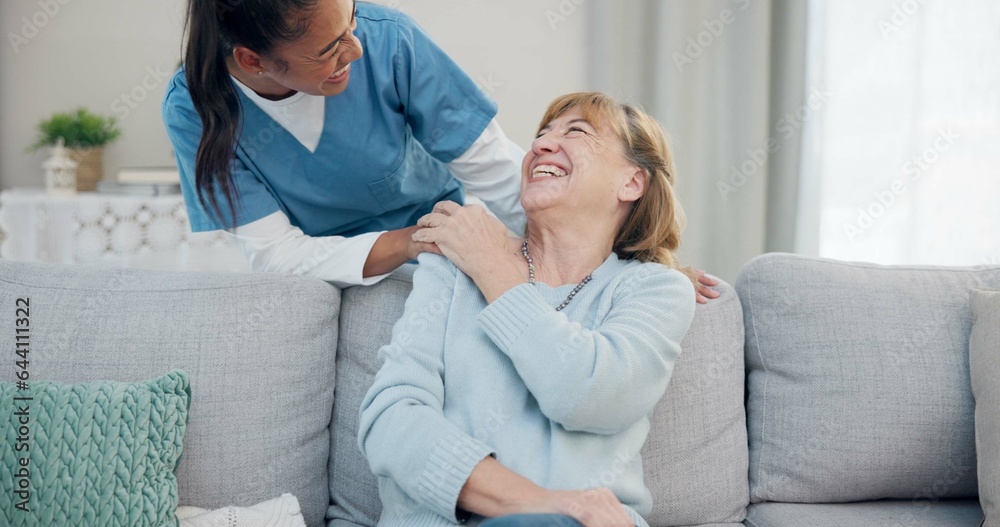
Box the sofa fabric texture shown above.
[328,265,415,527]
[0,260,341,527]
[744,499,986,527]
[737,253,1000,504]
[969,288,1000,525]
[329,264,749,527]
[641,280,748,526]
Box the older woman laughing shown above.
[358,93,698,527]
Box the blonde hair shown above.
[535,92,697,286]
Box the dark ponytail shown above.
[182,0,318,231]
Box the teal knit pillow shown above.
[0,370,190,527]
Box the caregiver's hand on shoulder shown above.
[531,488,633,527]
[404,226,442,260]
[695,269,721,304]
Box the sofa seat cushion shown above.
[744,499,985,527]
[328,263,749,527]
[0,259,340,527]
[737,253,1000,503]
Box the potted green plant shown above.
[27,108,122,191]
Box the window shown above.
[802,0,1000,266]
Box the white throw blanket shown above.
[176,494,306,527]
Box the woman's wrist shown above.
[470,251,527,305]
[458,457,550,518]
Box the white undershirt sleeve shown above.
[446,118,527,234]
[222,210,392,289]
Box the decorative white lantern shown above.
[44,138,78,196]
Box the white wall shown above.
[370,0,590,148]
[1,0,188,188]
[0,0,589,189]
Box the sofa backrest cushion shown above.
[641,280,749,527]
[969,288,1000,524]
[328,264,749,527]
[328,265,415,527]
[0,260,340,527]
[737,253,1000,503]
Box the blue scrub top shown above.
[161,3,497,236]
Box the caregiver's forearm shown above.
[363,226,420,278]
[457,456,546,517]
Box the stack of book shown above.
[97,167,182,197]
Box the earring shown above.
[257,71,264,76]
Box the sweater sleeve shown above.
[358,253,495,523]
[477,263,696,434]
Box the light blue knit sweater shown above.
[358,251,696,527]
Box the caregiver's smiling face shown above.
[265,0,363,97]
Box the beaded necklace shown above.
[521,240,593,312]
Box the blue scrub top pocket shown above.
[367,136,456,215]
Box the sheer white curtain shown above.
[587,0,810,282]
[801,0,1000,266]
[587,0,999,280]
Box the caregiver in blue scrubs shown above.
[162,0,720,298]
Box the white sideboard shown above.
[0,187,250,273]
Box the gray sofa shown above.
[1,253,996,527]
